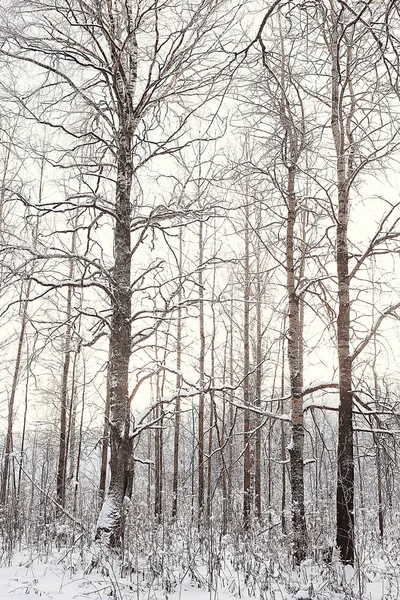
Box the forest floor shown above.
[0,558,397,600]
[0,561,243,600]
[0,546,398,600]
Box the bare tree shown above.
[0,0,240,547]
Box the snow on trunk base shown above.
[96,494,120,532]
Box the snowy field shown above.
[0,562,250,600]
[0,550,399,600]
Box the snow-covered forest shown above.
[1,0,400,598]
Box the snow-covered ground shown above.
[0,562,248,600]
[0,549,399,600]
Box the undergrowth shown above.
[1,502,399,600]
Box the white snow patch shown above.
[96,496,119,530]
[295,590,310,599]
[0,560,264,600]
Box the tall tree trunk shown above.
[99,345,111,501]
[154,335,165,523]
[154,399,162,522]
[17,333,33,499]
[0,282,31,505]
[198,219,205,521]
[73,358,86,516]
[191,402,196,526]
[335,156,354,565]
[66,351,79,493]
[56,229,76,508]
[228,298,235,520]
[96,132,133,546]
[172,227,183,519]
[172,326,182,519]
[243,205,251,529]
[206,394,214,519]
[332,21,354,564]
[375,435,384,540]
[286,166,307,564]
[372,277,384,539]
[221,328,229,533]
[94,0,138,546]
[280,327,287,534]
[207,252,217,519]
[2,153,42,507]
[254,229,262,519]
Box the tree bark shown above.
[99,347,111,501]
[207,252,217,519]
[254,226,262,520]
[243,204,251,529]
[0,282,31,506]
[221,328,229,533]
[280,330,287,534]
[331,20,354,565]
[95,1,138,544]
[56,227,77,508]
[172,227,183,519]
[154,339,164,523]
[286,166,307,564]
[96,133,133,546]
[73,361,86,516]
[198,219,205,521]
